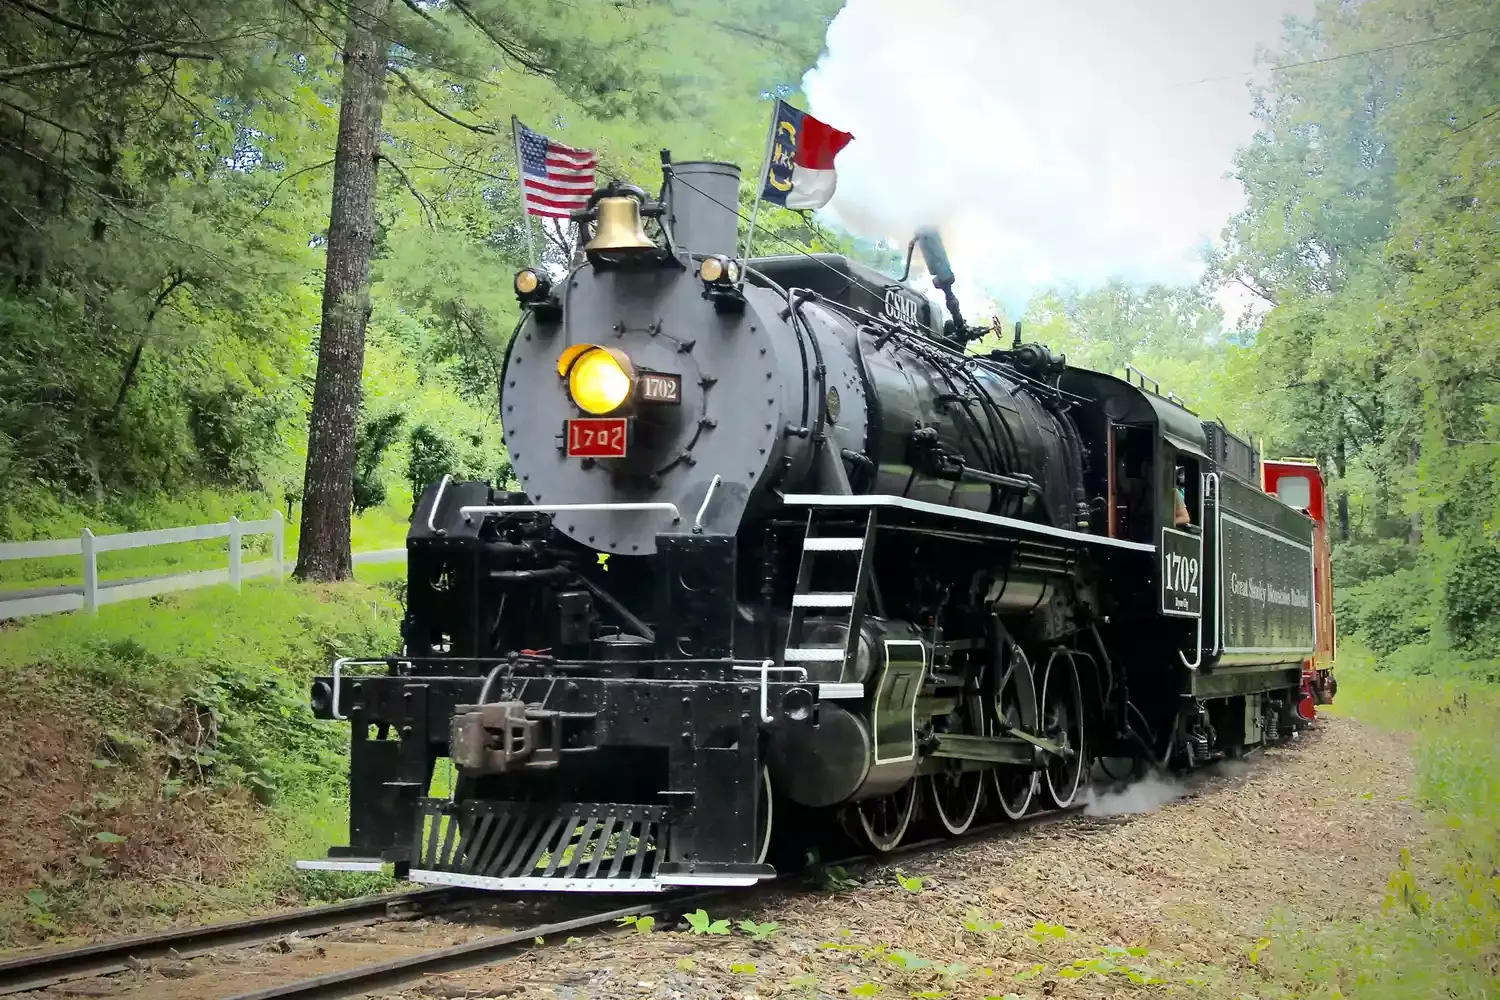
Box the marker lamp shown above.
[515,268,551,301]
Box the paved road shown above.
[0,575,160,602]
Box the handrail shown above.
[459,502,682,524]
[1178,473,1215,671]
[426,474,452,533]
[693,475,722,533]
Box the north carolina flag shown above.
[761,100,853,211]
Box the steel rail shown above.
[0,887,472,996]
[222,805,1088,1000]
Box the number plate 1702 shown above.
[566,417,628,458]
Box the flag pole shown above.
[737,99,781,283]
[512,115,540,265]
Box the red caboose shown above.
[1261,458,1337,718]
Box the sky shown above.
[800,0,1317,323]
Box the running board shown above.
[295,857,388,873]
[408,869,765,893]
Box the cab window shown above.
[1276,474,1311,510]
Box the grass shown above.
[0,562,409,947]
[1247,644,1500,998]
[0,491,413,591]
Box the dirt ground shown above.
[379,715,1422,1000]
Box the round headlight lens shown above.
[698,256,725,283]
[725,259,741,283]
[568,348,634,415]
[515,269,540,296]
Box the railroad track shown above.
[223,805,1088,1000]
[0,886,472,996]
[0,804,1088,999]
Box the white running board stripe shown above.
[803,537,864,551]
[792,593,855,607]
[296,860,386,872]
[784,647,845,661]
[818,682,865,699]
[408,869,768,893]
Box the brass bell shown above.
[585,196,655,253]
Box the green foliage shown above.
[894,870,926,893]
[0,0,840,520]
[0,575,399,808]
[1442,539,1500,657]
[1333,538,1418,588]
[353,410,405,515]
[738,918,780,940]
[616,913,655,934]
[1337,567,1436,656]
[684,908,731,935]
[961,909,1005,934]
[1201,0,1500,676]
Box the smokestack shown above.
[913,226,967,340]
[666,161,741,259]
[914,226,955,288]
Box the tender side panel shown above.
[1216,475,1316,663]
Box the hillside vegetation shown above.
[0,568,402,946]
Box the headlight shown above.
[564,346,635,415]
[698,256,725,283]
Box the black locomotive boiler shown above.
[300,155,1327,892]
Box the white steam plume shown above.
[802,0,1314,315]
[1085,771,1189,816]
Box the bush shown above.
[1336,566,1436,656]
[352,410,404,515]
[1442,539,1500,658]
[1333,537,1418,587]
[406,423,514,506]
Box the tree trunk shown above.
[1407,438,1422,547]
[295,0,392,582]
[1334,436,1350,541]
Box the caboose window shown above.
[1276,474,1311,510]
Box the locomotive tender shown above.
[301,155,1335,892]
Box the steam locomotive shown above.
[299,155,1337,892]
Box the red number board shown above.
[566,417,628,458]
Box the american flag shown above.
[516,120,597,219]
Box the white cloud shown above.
[802,0,1315,315]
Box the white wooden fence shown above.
[0,512,404,621]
